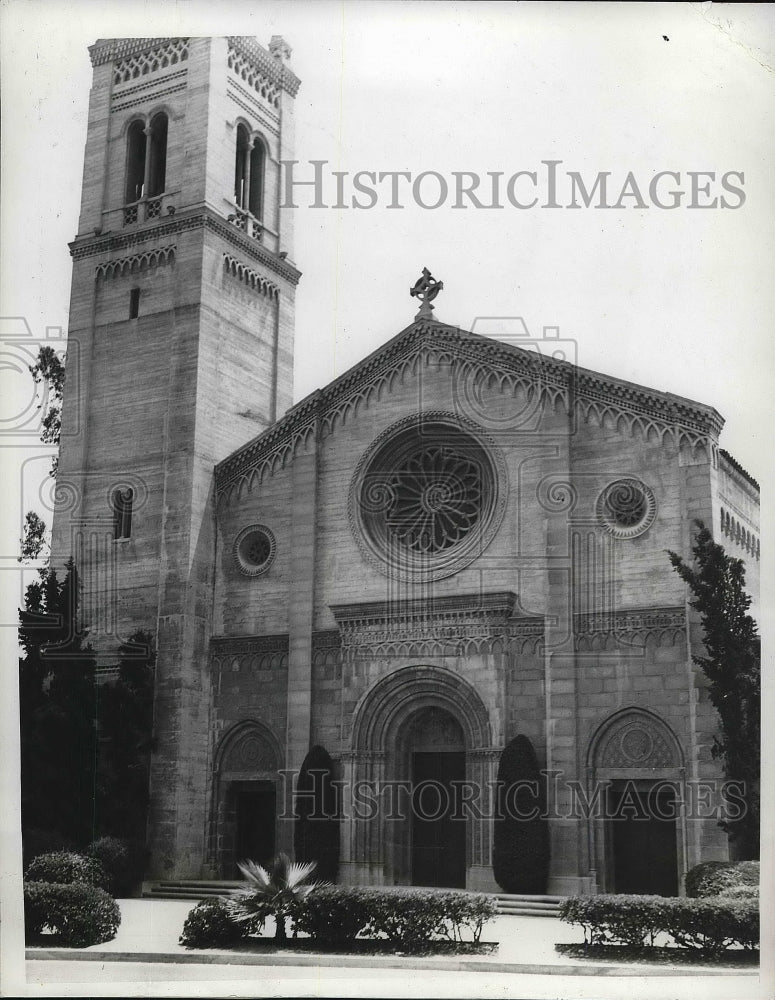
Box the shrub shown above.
[87,837,145,897]
[361,888,497,952]
[24,881,120,947]
[559,894,666,947]
[25,851,109,891]
[294,745,340,883]
[493,735,550,894]
[560,894,759,954]
[180,897,248,948]
[685,860,760,898]
[661,897,759,954]
[290,886,372,945]
[719,884,759,902]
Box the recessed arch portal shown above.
[346,665,494,889]
[588,707,686,895]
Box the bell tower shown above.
[51,36,301,876]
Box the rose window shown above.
[384,445,483,553]
[350,415,506,581]
[234,524,276,576]
[597,479,656,538]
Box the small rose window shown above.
[234,524,276,576]
[597,479,656,538]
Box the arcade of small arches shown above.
[720,505,760,559]
[208,666,686,895]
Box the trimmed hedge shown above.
[25,851,109,891]
[24,881,120,947]
[180,898,248,948]
[363,888,496,951]
[560,894,758,955]
[685,861,760,899]
[181,887,497,952]
[719,884,759,902]
[290,886,372,945]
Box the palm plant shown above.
[225,852,325,941]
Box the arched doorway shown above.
[210,721,281,877]
[588,708,685,895]
[345,664,496,890]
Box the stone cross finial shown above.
[269,35,292,63]
[410,267,444,321]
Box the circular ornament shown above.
[596,478,656,538]
[234,524,276,576]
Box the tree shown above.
[19,560,98,847]
[29,345,65,454]
[668,520,760,858]
[226,854,324,941]
[294,745,339,882]
[492,734,550,893]
[19,345,66,563]
[96,632,156,843]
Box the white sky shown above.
[1,1,773,487]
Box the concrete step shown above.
[143,881,564,916]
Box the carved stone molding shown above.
[95,245,175,279]
[215,719,280,775]
[592,710,682,770]
[223,254,280,299]
[227,36,301,100]
[211,633,289,673]
[214,321,724,505]
[328,592,543,659]
[71,207,301,284]
[90,37,188,68]
[574,606,685,651]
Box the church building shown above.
[51,36,760,896]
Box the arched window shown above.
[125,112,169,205]
[147,112,168,197]
[234,124,264,218]
[112,488,133,540]
[125,120,147,203]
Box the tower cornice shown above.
[69,205,301,285]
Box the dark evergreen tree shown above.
[19,561,97,847]
[294,745,339,882]
[668,520,760,858]
[96,631,156,843]
[493,734,550,893]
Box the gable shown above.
[215,318,724,505]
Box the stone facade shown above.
[53,36,760,895]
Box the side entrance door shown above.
[234,783,276,874]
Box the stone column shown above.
[467,748,500,892]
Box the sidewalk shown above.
[26,897,759,978]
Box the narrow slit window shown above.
[112,488,133,540]
[129,288,141,319]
